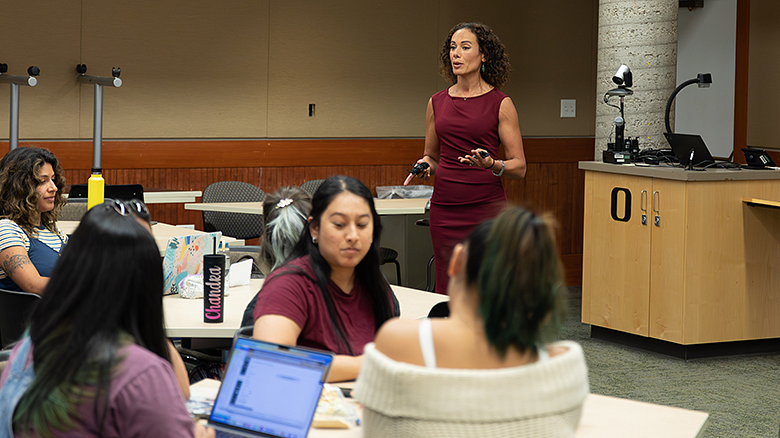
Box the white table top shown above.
[142,190,202,204]
[163,279,448,338]
[577,394,708,438]
[184,198,429,216]
[64,190,202,204]
[191,383,708,438]
[56,221,243,256]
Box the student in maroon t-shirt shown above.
[253,176,397,382]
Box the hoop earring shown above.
[312,237,318,244]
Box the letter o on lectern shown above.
[610,187,631,222]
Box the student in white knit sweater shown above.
[355,206,589,437]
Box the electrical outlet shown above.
[560,99,576,118]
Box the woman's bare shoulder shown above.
[546,341,576,358]
[374,318,423,364]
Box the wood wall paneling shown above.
[733,0,750,161]
[3,137,591,285]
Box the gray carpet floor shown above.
[563,287,780,437]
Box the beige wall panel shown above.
[267,1,442,138]
[2,1,599,140]
[747,0,780,149]
[438,0,598,136]
[0,3,81,139]
[79,0,270,138]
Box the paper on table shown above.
[228,258,252,287]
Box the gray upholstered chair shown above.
[202,181,266,240]
[59,200,89,222]
[299,179,325,197]
[202,181,265,274]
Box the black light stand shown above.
[0,64,40,151]
[76,64,122,209]
[664,73,712,134]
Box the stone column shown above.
[596,0,678,159]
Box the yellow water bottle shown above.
[87,169,105,210]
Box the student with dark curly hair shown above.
[405,22,527,294]
[0,147,67,294]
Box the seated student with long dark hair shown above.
[0,201,213,438]
[253,176,397,382]
[355,207,589,437]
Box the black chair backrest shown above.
[0,289,41,348]
[202,181,265,240]
[300,179,325,197]
[69,184,144,202]
[427,301,450,318]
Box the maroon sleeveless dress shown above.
[430,88,508,294]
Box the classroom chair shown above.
[299,179,325,197]
[0,289,41,349]
[202,181,265,240]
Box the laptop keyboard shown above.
[216,429,249,438]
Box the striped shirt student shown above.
[0,147,68,295]
[0,219,67,292]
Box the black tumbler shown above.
[203,254,226,323]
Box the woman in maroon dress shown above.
[406,22,527,294]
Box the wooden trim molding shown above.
[733,0,750,162]
[0,137,594,169]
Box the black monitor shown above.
[664,132,715,167]
[68,184,144,202]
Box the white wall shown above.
[676,0,737,159]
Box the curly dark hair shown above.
[439,22,511,89]
[0,147,66,236]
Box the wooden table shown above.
[56,221,243,256]
[183,198,429,216]
[581,161,780,352]
[191,380,709,438]
[164,279,447,339]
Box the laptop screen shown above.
[162,232,221,295]
[664,132,715,166]
[209,338,333,438]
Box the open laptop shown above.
[162,231,221,295]
[208,337,334,438]
[664,132,715,167]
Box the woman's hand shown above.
[194,423,215,438]
[404,156,437,185]
[457,149,495,169]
